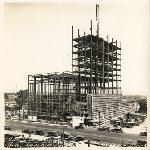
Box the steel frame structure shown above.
[27,4,122,120]
[28,72,76,121]
[72,22,121,102]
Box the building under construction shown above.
[28,4,122,121]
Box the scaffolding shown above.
[28,72,76,121]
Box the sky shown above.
[3,0,149,95]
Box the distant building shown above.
[121,95,141,115]
[4,93,16,102]
[5,93,18,110]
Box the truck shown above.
[28,116,37,122]
[72,116,84,129]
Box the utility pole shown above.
[129,140,131,146]
[63,125,64,147]
[88,139,90,147]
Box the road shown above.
[5,120,146,146]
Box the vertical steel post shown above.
[41,74,43,96]
[72,26,73,73]
[47,77,49,120]
[27,75,29,119]
[90,20,93,94]
[112,38,114,94]
[96,4,99,38]
[116,40,118,95]
[52,80,53,122]
[81,34,83,95]
[49,78,50,120]
[58,76,60,118]
[62,72,64,121]
[45,82,46,95]
[107,35,109,94]
[76,31,79,102]
[96,31,99,94]
[120,42,121,94]
[54,73,57,121]
[50,82,52,121]
[46,82,48,120]
[100,38,102,94]
[94,42,97,94]
[102,38,105,94]
[40,74,43,119]
[29,84,31,116]
[34,75,36,116]
[84,32,86,95]
[78,29,81,102]
[96,4,99,94]
[38,83,41,115]
[32,83,34,116]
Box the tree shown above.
[4,93,9,100]
[138,97,147,114]
[15,89,28,110]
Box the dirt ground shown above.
[122,118,147,134]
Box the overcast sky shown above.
[3,0,149,95]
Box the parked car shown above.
[125,123,132,128]
[4,125,11,130]
[61,132,71,140]
[74,135,84,142]
[83,139,89,144]
[93,138,103,146]
[23,129,34,134]
[135,139,147,147]
[97,126,110,131]
[35,130,45,136]
[134,122,139,126]
[11,116,18,120]
[47,131,58,137]
[120,144,135,147]
[109,126,123,133]
[139,132,147,136]
[6,115,11,120]
[113,124,117,127]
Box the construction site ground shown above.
[5,119,147,146]
[75,118,147,135]
[9,117,147,135]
